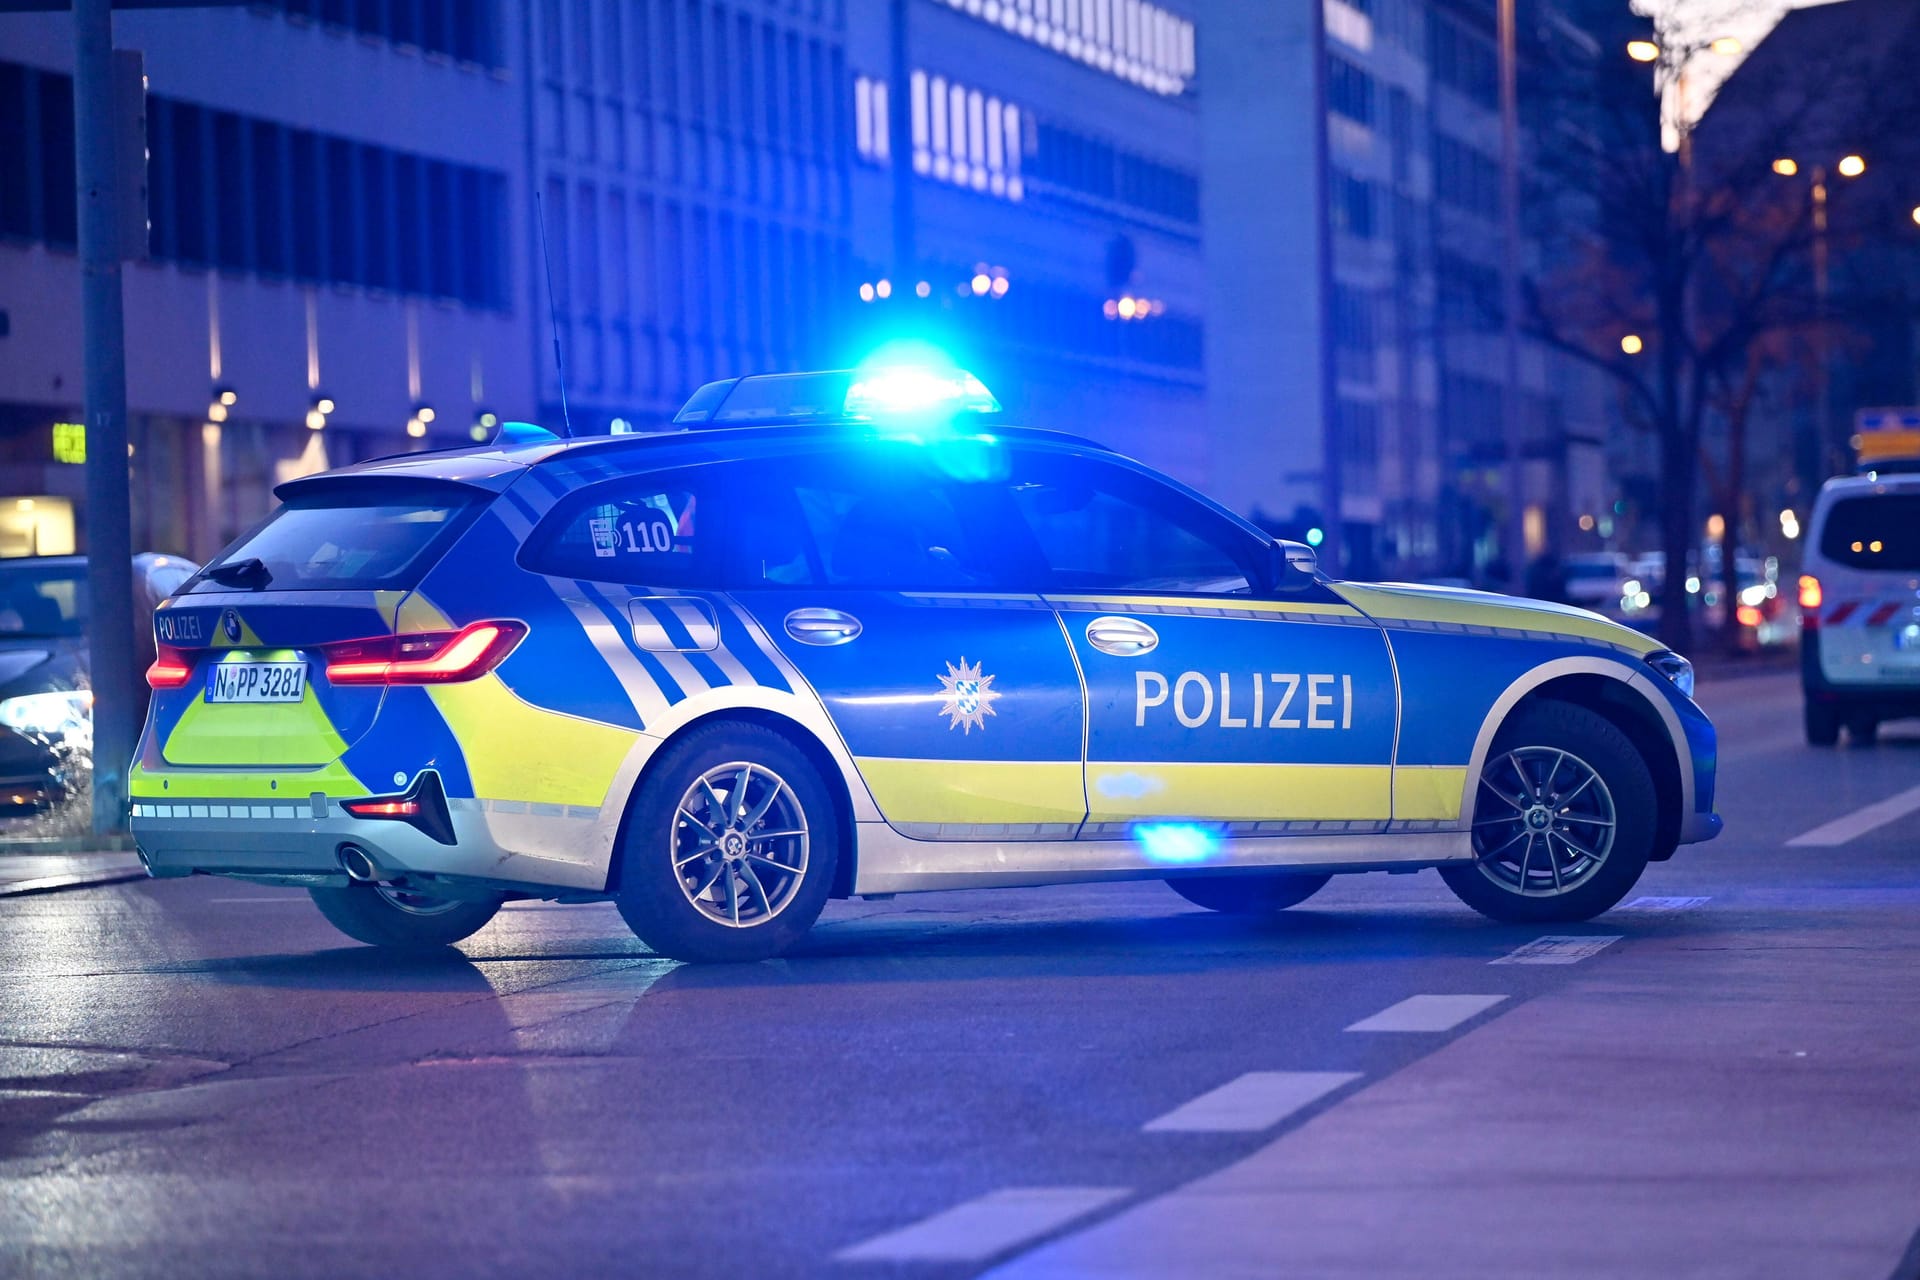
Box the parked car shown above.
[0,553,198,813]
[1562,552,1628,616]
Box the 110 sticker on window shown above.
[588,495,694,559]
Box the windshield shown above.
[188,485,485,593]
[1819,495,1920,572]
[0,564,86,638]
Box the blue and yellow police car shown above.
[132,364,1720,962]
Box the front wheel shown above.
[1166,872,1331,914]
[1440,701,1656,925]
[615,724,839,963]
[308,882,501,951]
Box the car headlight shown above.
[0,690,94,738]
[1646,651,1694,699]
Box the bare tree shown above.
[1519,0,1857,652]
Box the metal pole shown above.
[1811,166,1835,471]
[1309,0,1341,575]
[887,0,916,287]
[1497,0,1527,590]
[74,0,137,837]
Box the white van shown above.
[1798,469,1920,744]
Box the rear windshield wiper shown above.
[203,557,272,589]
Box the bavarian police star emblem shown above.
[936,657,1002,734]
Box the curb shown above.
[0,867,147,898]
[0,834,137,855]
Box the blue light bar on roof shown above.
[844,367,1001,419]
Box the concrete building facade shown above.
[0,0,1206,563]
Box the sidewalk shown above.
[0,849,147,897]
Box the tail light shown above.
[341,771,457,844]
[146,647,194,689]
[1736,604,1763,628]
[1797,575,1823,629]
[325,621,527,686]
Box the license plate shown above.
[204,662,308,703]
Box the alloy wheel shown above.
[671,761,810,929]
[1471,746,1617,897]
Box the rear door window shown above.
[1819,495,1920,571]
[519,471,713,586]
[186,484,484,593]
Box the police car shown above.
[1797,421,1920,745]
[131,365,1720,962]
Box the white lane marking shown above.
[835,1187,1130,1264]
[1786,784,1920,847]
[1490,935,1622,966]
[1616,896,1711,912]
[1142,1071,1361,1134]
[1346,994,1508,1033]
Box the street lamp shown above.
[1774,154,1868,470]
[1620,333,1645,355]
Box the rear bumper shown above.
[131,796,610,895]
[1802,630,1920,711]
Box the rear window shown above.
[1818,495,1920,571]
[187,485,484,592]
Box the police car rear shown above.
[1798,426,1920,744]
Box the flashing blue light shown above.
[496,421,560,446]
[1134,823,1220,865]
[1305,526,1326,547]
[844,366,1001,420]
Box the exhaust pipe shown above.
[338,844,379,883]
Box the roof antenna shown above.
[534,190,574,439]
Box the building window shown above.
[854,74,890,164]
[267,0,503,69]
[1326,53,1375,127]
[1434,133,1501,220]
[19,69,517,310]
[1029,119,1199,225]
[1430,12,1497,109]
[930,0,1194,96]
[1330,170,1374,237]
[906,70,1025,201]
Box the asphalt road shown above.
[4,670,1919,1279]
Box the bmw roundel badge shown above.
[222,610,241,643]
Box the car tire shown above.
[615,723,839,963]
[308,882,501,951]
[1804,700,1840,747]
[1166,872,1331,914]
[1440,700,1656,925]
[1847,715,1879,746]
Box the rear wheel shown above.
[1441,701,1655,925]
[1847,714,1880,746]
[615,724,838,963]
[1166,873,1331,914]
[307,882,501,951]
[1804,700,1840,747]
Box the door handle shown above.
[785,607,863,646]
[1085,615,1159,657]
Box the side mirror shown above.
[1266,538,1319,591]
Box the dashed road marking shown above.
[1616,896,1711,912]
[1491,935,1622,965]
[1142,1070,1361,1133]
[1786,784,1920,848]
[1345,994,1508,1033]
[835,1187,1130,1263]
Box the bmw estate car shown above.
[131,365,1720,962]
